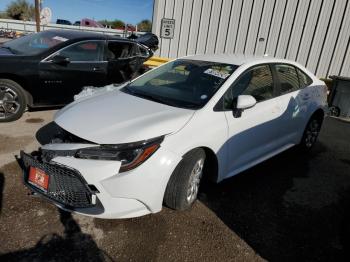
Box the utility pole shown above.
[34,0,40,32]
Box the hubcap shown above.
[0,86,20,120]
[186,158,204,204]
[305,119,320,148]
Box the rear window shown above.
[297,68,313,88]
[274,64,300,95]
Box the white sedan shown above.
[20,54,328,219]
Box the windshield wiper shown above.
[122,86,199,109]
[134,92,173,105]
[123,87,173,106]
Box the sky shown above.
[0,0,154,24]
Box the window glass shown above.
[297,68,313,88]
[223,65,274,109]
[107,42,133,59]
[138,45,149,57]
[3,30,73,55]
[122,59,237,109]
[275,64,299,94]
[57,41,104,61]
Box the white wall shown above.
[152,0,350,78]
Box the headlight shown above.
[75,136,164,172]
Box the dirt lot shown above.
[0,111,350,261]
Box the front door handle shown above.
[302,94,310,101]
[93,67,103,72]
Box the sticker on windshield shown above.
[53,36,69,42]
[204,68,230,79]
[200,95,208,100]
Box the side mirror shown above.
[233,95,257,118]
[236,95,257,110]
[51,55,70,65]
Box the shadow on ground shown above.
[0,209,112,262]
[200,117,350,261]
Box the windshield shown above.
[2,31,71,55]
[122,59,237,109]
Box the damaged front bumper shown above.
[21,151,99,209]
[19,141,181,219]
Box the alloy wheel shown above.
[304,119,320,148]
[186,158,204,204]
[0,86,20,120]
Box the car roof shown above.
[182,53,296,66]
[45,29,127,41]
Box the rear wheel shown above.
[299,115,323,150]
[0,79,26,122]
[164,149,206,210]
[329,106,340,117]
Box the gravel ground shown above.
[0,111,350,261]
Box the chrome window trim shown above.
[41,40,107,63]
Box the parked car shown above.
[56,19,72,25]
[20,54,328,219]
[80,18,104,28]
[0,29,157,122]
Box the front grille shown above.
[21,151,94,208]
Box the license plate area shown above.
[28,166,49,192]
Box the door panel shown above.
[39,40,107,105]
[273,64,310,144]
[224,98,283,176]
[221,64,285,177]
[106,41,141,83]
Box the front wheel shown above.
[0,79,27,122]
[164,149,206,210]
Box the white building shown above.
[152,0,350,78]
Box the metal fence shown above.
[0,18,144,37]
[152,0,350,78]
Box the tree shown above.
[98,19,112,28]
[6,0,34,21]
[0,12,8,19]
[137,19,152,32]
[111,19,125,29]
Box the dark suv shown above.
[0,30,157,122]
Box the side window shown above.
[138,45,150,57]
[107,41,133,60]
[274,64,299,95]
[57,41,104,62]
[223,65,274,109]
[297,68,313,88]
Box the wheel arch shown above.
[311,108,325,122]
[181,146,219,183]
[0,73,33,106]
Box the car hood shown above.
[54,90,195,144]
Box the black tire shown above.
[298,114,323,150]
[329,106,340,117]
[0,79,27,122]
[164,148,206,210]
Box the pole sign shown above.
[161,18,175,39]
